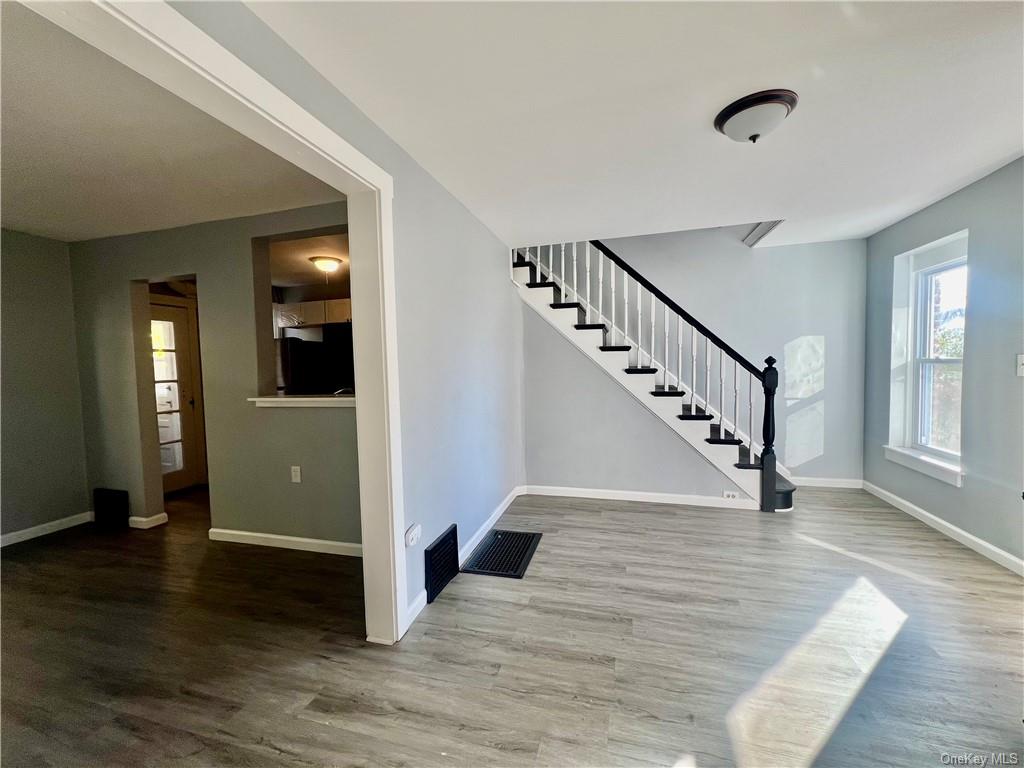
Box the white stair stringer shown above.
[514,265,761,507]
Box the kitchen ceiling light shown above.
[310,256,342,273]
[714,89,798,144]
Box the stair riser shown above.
[519,282,760,503]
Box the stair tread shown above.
[551,302,583,310]
[650,389,686,397]
[678,412,714,421]
[575,323,606,330]
[599,345,631,352]
[624,367,658,374]
[707,437,743,445]
[525,281,556,288]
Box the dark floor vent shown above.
[424,524,459,603]
[462,530,542,579]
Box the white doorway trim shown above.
[26,1,409,644]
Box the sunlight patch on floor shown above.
[726,577,907,767]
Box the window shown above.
[913,260,966,457]
[886,231,967,485]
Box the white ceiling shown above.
[270,234,350,287]
[1,3,343,243]
[250,2,1023,247]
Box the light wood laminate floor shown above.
[2,487,1021,767]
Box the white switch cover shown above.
[1017,353,1024,377]
[290,465,302,483]
[405,523,422,548]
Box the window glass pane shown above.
[927,265,966,358]
[157,412,182,444]
[155,382,180,413]
[160,442,183,474]
[918,363,962,454]
[153,350,177,382]
[151,319,175,351]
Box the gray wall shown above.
[70,203,362,544]
[864,159,1023,560]
[171,3,525,598]
[597,230,867,481]
[1,229,90,534]
[524,310,740,497]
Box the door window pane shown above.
[160,442,183,474]
[925,265,966,359]
[151,319,175,351]
[157,412,182,444]
[917,363,962,454]
[153,350,178,382]
[155,382,180,413]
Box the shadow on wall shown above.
[784,335,825,468]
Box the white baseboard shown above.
[790,477,864,489]
[521,485,759,510]
[863,481,1023,576]
[391,588,428,645]
[1,511,94,547]
[129,512,169,529]
[208,528,362,557]
[458,485,525,564]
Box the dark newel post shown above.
[760,356,778,513]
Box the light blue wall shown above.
[171,2,525,598]
[70,204,363,543]
[600,230,867,482]
[864,158,1024,560]
[524,310,740,496]
[1,229,90,535]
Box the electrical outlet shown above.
[290,465,301,483]
[723,491,739,500]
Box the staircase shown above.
[512,240,795,512]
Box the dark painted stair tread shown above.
[734,461,761,470]
[707,425,743,445]
[525,281,557,288]
[551,302,584,310]
[776,475,796,492]
[599,345,631,352]
[575,323,606,331]
[678,405,714,421]
[650,385,686,397]
[624,367,658,374]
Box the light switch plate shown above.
[405,523,422,548]
[1017,353,1024,377]
[290,465,301,483]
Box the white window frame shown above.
[885,230,968,487]
[910,258,966,462]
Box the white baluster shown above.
[690,327,697,410]
[748,371,755,464]
[585,243,592,323]
[610,263,617,345]
[637,281,642,368]
[650,294,656,370]
[719,347,725,434]
[663,304,669,388]
[560,243,566,298]
[733,358,739,442]
[598,253,604,324]
[676,317,683,392]
[704,337,711,416]
[624,273,630,363]
[572,242,578,302]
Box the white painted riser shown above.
[514,266,761,505]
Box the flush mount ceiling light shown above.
[714,89,799,144]
[310,256,342,273]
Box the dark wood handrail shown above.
[589,240,764,380]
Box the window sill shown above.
[883,445,962,487]
[247,396,355,409]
